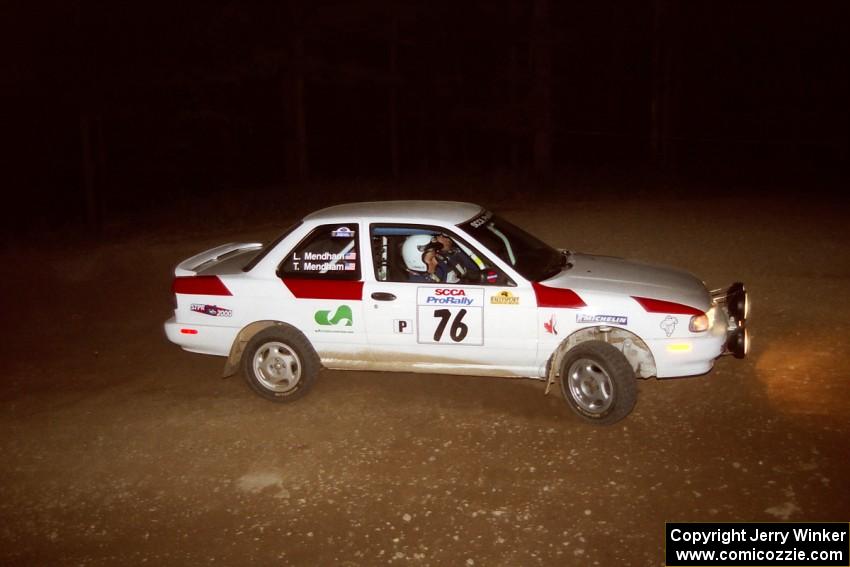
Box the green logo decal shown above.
[314,305,353,326]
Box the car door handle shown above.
[371,292,397,301]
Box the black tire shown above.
[559,341,637,425]
[241,325,320,402]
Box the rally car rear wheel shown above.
[559,341,637,425]
[242,326,319,402]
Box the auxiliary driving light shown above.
[726,282,747,324]
[726,327,748,359]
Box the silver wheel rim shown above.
[567,358,614,414]
[252,341,301,393]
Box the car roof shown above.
[304,200,484,225]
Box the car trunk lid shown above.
[174,242,263,277]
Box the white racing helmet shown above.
[402,234,436,273]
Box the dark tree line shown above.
[5,0,847,232]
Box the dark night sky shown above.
[5,1,848,230]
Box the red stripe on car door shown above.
[282,279,364,300]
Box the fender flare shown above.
[222,320,318,377]
[545,326,657,393]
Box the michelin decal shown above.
[576,314,628,325]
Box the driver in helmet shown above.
[402,233,480,283]
[430,233,481,282]
[402,234,443,282]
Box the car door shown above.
[362,224,480,363]
[362,224,538,376]
[277,222,367,364]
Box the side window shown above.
[370,224,513,286]
[279,223,360,280]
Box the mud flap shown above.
[221,321,280,378]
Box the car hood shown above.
[541,253,711,311]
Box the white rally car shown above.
[165,201,748,424]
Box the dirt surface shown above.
[2,194,849,565]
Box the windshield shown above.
[459,212,564,281]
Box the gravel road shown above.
[2,194,848,565]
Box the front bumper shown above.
[650,282,749,378]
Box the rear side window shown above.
[278,223,360,280]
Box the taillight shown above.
[172,276,232,296]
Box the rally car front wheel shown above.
[242,325,320,402]
[559,341,637,425]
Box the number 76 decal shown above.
[432,309,469,342]
[416,287,484,345]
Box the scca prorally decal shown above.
[421,288,476,306]
[415,288,485,346]
[660,315,678,337]
[435,288,466,295]
[544,314,558,335]
[314,305,353,326]
[190,304,232,317]
[490,290,519,305]
[577,314,627,325]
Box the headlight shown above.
[689,307,715,332]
